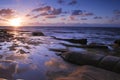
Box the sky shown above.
[0,0,120,26]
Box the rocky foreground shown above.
[0,29,120,80]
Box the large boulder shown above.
[98,56,120,70]
[61,52,105,66]
[32,32,44,36]
[61,52,120,73]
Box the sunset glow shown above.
[9,18,22,27]
[0,0,120,26]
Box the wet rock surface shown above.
[52,36,87,45]
[55,65,120,80]
[60,43,108,49]
[0,60,17,79]
[0,29,13,42]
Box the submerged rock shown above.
[32,32,44,36]
[61,52,120,73]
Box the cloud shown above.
[33,6,62,15]
[110,10,120,23]
[109,17,120,24]
[72,10,82,15]
[113,10,120,16]
[61,18,66,20]
[68,0,77,5]
[0,8,15,18]
[84,12,94,16]
[50,8,62,15]
[31,6,62,19]
[94,16,102,19]
[69,16,76,20]
[81,18,87,20]
[32,14,41,19]
[58,0,64,4]
[45,15,57,18]
[72,10,94,17]
[32,6,52,12]
[26,14,31,17]
[58,0,77,5]
[40,12,49,16]
[27,12,48,19]
[113,10,120,20]
[0,18,7,21]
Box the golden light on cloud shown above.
[9,18,22,27]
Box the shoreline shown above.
[0,29,120,80]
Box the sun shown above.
[9,18,22,27]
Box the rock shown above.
[113,61,120,73]
[18,49,26,54]
[61,52,105,66]
[114,39,120,47]
[87,43,108,49]
[23,46,30,49]
[60,43,108,49]
[0,60,17,79]
[98,56,120,70]
[32,32,44,36]
[61,52,120,73]
[0,55,3,58]
[0,29,7,34]
[56,65,120,80]
[49,48,67,53]
[0,47,2,50]
[0,29,14,42]
[60,43,83,48]
[66,39,87,45]
[52,37,87,45]
[109,40,120,56]
[26,40,41,45]
[8,46,16,51]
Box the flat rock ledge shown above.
[56,65,120,80]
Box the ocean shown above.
[1,26,120,44]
